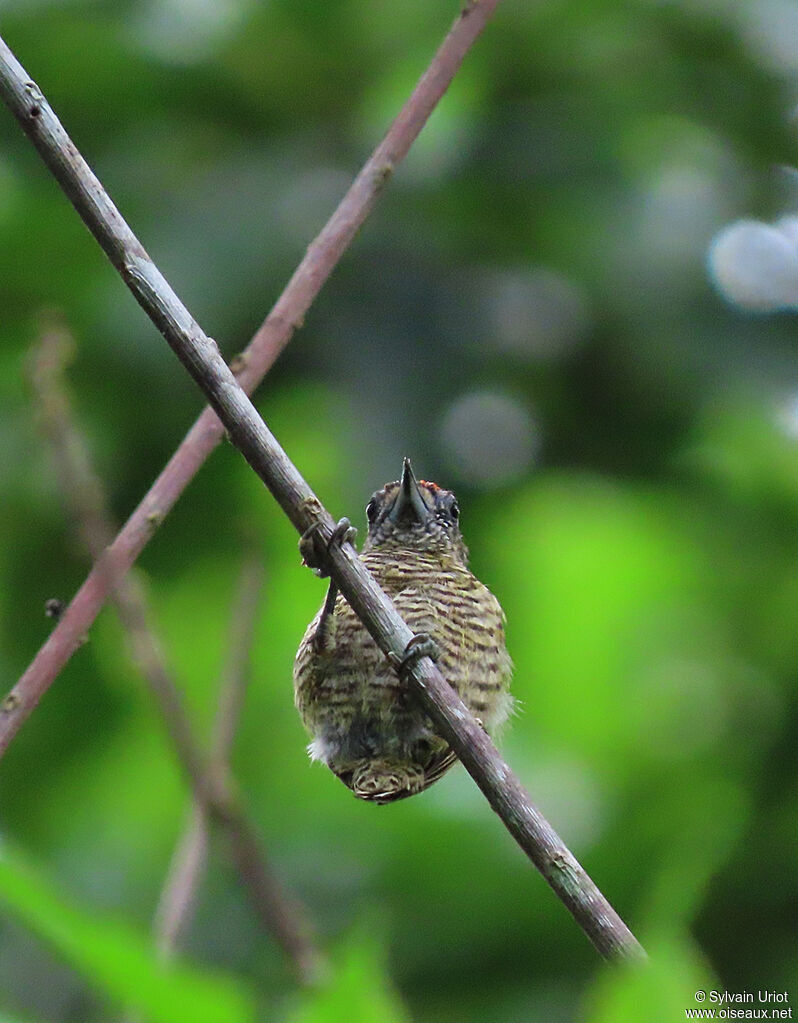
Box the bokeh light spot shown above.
[708,218,798,311]
[129,0,252,64]
[439,390,538,487]
[482,267,591,362]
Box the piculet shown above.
[294,459,513,804]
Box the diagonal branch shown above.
[29,320,323,984]
[0,0,503,757]
[0,10,646,963]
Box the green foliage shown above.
[0,844,255,1023]
[585,933,714,1023]
[286,929,410,1023]
[0,0,797,1020]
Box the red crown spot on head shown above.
[419,480,440,493]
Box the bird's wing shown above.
[422,745,459,787]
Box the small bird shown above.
[294,459,513,804]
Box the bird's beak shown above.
[389,458,431,524]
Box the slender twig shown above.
[154,553,264,961]
[212,554,263,766]
[28,321,322,984]
[0,0,504,755]
[153,802,209,961]
[0,18,646,963]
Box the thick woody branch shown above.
[0,0,502,755]
[29,323,322,984]
[0,15,646,963]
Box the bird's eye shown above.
[366,498,378,523]
[450,500,460,521]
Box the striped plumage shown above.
[294,460,513,804]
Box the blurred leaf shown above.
[1,0,797,1016]
[683,393,798,510]
[639,775,749,932]
[0,843,255,1023]
[484,475,718,770]
[583,932,715,1023]
[286,927,409,1023]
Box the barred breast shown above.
[293,548,513,799]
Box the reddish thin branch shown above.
[0,1,502,753]
[29,321,322,983]
[29,318,217,794]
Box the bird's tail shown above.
[335,749,458,804]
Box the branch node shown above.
[145,508,164,531]
[203,335,222,358]
[122,255,150,288]
[375,162,394,189]
[2,692,20,713]
[45,597,65,620]
[23,80,43,117]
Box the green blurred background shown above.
[1,0,797,1020]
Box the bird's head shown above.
[363,458,468,563]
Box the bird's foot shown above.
[299,517,357,577]
[388,632,440,676]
